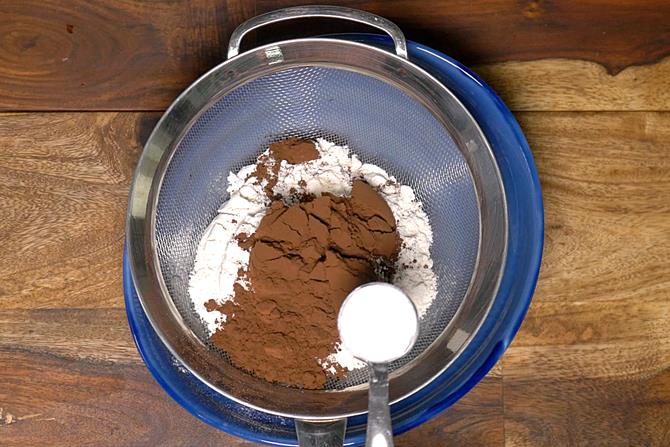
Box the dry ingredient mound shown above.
[189,137,437,389]
[208,180,400,388]
[253,138,319,197]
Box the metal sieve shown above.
[126,5,507,442]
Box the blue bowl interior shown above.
[124,34,543,446]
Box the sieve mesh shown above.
[154,66,479,389]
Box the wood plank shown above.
[508,297,669,384]
[503,111,670,446]
[0,351,255,446]
[1,2,668,446]
[475,57,670,112]
[0,308,502,446]
[4,111,667,311]
[513,297,670,351]
[0,0,228,111]
[0,350,503,446]
[519,112,670,305]
[0,112,156,309]
[397,370,503,447]
[257,0,670,74]
[0,0,668,111]
[502,366,670,446]
[1,109,669,443]
[0,309,140,364]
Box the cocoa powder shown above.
[209,179,400,389]
[251,138,319,197]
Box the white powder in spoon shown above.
[188,138,437,372]
[338,283,418,364]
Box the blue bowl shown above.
[124,34,543,446]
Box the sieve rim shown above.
[126,37,507,419]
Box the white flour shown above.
[189,138,437,371]
[188,163,269,334]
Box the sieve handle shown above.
[227,5,408,60]
[295,418,347,447]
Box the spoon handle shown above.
[366,363,394,447]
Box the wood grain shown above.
[0,0,668,111]
[256,0,670,74]
[1,109,669,444]
[0,112,157,309]
[0,350,256,447]
[519,112,670,306]
[475,57,670,111]
[2,1,670,443]
[0,308,502,446]
[0,0,227,111]
[396,367,503,447]
[0,308,252,446]
[0,309,139,364]
[503,111,670,446]
[503,369,670,446]
[0,353,502,447]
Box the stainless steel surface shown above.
[126,6,507,422]
[366,364,394,447]
[295,419,347,447]
[339,283,418,447]
[227,5,408,60]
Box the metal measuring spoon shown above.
[338,282,419,447]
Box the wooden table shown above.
[1,1,668,445]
